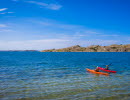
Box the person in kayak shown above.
[105,65,109,70]
[94,66,100,72]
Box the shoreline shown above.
[41,44,130,52]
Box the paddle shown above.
[108,63,112,66]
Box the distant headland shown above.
[0,50,38,52]
[41,44,130,52]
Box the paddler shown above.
[94,66,100,72]
[105,65,109,70]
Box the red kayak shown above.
[98,67,116,73]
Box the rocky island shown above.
[41,44,130,52]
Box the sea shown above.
[0,52,130,100]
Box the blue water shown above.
[0,52,130,100]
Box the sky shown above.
[0,0,130,50]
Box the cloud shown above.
[0,8,14,15]
[28,18,124,42]
[26,1,62,10]
[30,19,116,36]
[100,34,120,37]
[0,8,8,11]
[30,19,108,40]
[30,19,85,31]
[0,29,13,32]
[0,39,70,50]
[83,39,119,46]
[0,12,6,14]
[84,30,101,35]
[0,24,7,27]
[0,24,13,32]
[7,12,14,14]
[0,12,14,15]
[0,18,125,50]
[46,4,62,10]
[0,38,120,50]
[12,0,19,1]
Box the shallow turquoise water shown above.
[0,52,130,100]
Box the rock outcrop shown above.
[41,44,130,52]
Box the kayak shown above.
[98,67,116,73]
[86,68,109,75]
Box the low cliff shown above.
[41,44,130,52]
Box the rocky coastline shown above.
[41,44,130,52]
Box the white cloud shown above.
[26,1,62,10]
[0,29,13,32]
[28,19,124,41]
[7,12,14,14]
[47,4,62,10]
[0,39,119,50]
[30,19,85,31]
[12,0,19,1]
[85,30,101,35]
[27,1,47,6]
[0,7,14,15]
[0,12,15,14]
[0,24,7,27]
[0,12,6,14]
[100,34,120,37]
[0,24,13,32]
[0,8,8,11]
[83,39,119,46]
[0,39,70,50]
